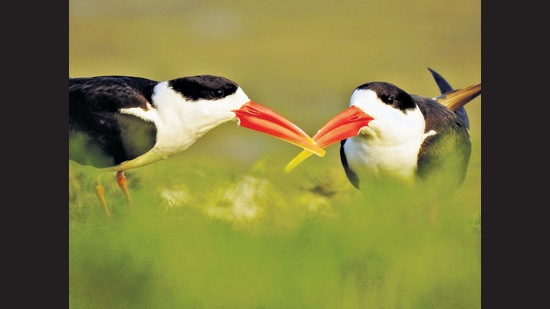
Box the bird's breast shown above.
[343,136,423,181]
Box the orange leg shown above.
[116,171,133,206]
[95,180,111,219]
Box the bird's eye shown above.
[381,95,394,104]
[212,89,224,98]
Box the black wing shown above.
[69,76,158,168]
[340,139,360,189]
[415,96,471,187]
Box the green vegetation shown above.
[70,0,480,307]
[69,151,480,308]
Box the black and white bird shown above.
[285,68,481,190]
[69,75,325,216]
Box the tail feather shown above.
[428,67,454,94]
[428,68,481,128]
[436,84,481,112]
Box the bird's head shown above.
[166,75,325,157]
[285,82,426,172]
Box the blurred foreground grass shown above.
[69,149,480,308]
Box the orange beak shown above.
[285,105,374,172]
[234,101,325,157]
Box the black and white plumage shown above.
[69,75,325,214]
[285,68,481,190]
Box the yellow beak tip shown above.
[284,150,317,173]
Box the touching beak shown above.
[234,101,325,157]
[435,84,481,112]
[285,105,374,172]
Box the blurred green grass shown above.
[69,0,481,308]
[70,154,480,308]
